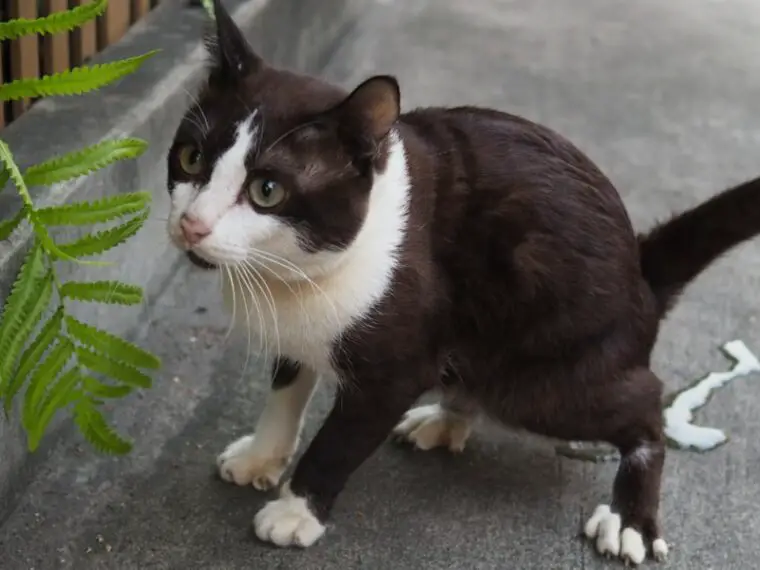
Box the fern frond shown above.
[76,347,152,389]
[56,211,148,258]
[25,140,149,188]
[0,140,34,206]
[0,52,159,102]
[0,158,8,191]
[82,376,132,399]
[26,368,81,451]
[73,398,132,454]
[201,0,216,19]
[22,338,74,431]
[0,271,55,398]
[0,141,87,263]
[4,309,64,414]
[66,316,160,369]
[0,0,107,41]
[35,191,150,227]
[0,243,48,394]
[61,280,143,305]
[0,208,26,241]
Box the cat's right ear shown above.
[204,0,264,83]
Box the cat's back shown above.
[397,105,645,339]
[399,104,638,259]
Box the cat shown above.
[166,0,760,564]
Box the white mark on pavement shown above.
[664,339,760,451]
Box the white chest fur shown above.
[223,133,412,375]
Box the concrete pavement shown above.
[2,0,760,568]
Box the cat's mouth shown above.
[186,250,218,270]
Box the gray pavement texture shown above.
[3,0,760,568]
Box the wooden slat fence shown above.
[0,0,163,129]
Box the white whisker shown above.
[248,247,345,338]
[233,264,264,374]
[221,264,238,340]
[245,262,282,364]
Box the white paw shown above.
[652,538,669,561]
[393,404,472,452]
[253,483,325,547]
[216,435,290,490]
[584,505,668,565]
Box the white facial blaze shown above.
[168,118,412,374]
[187,113,257,226]
[168,110,285,264]
[222,131,411,373]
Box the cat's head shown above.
[166,0,401,279]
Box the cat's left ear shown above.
[205,0,263,82]
[337,75,400,143]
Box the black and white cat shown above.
[166,0,760,564]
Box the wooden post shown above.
[8,0,40,119]
[131,0,152,22]
[97,1,131,49]
[42,0,71,76]
[71,0,98,66]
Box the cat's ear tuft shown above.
[339,75,401,141]
[205,0,263,82]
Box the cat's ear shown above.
[337,75,400,142]
[205,0,263,82]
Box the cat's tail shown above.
[638,175,760,317]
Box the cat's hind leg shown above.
[217,358,318,490]
[393,389,477,452]
[583,367,669,565]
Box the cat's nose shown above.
[180,213,211,245]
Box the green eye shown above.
[248,178,286,208]
[178,144,204,175]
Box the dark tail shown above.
[638,175,760,316]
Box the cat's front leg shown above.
[217,358,318,490]
[253,371,425,547]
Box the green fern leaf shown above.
[0,0,107,41]
[0,52,159,102]
[82,376,133,399]
[0,207,26,241]
[0,140,34,206]
[76,347,152,389]
[0,243,48,394]
[35,191,150,226]
[0,159,8,191]
[22,338,74,431]
[26,368,81,452]
[201,0,216,19]
[4,309,64,414]
[60,280,143,305]
[55,211,148,258]
[0,141,89,264]
[25,140,149,188]
[66,316,160,369]
[0,271,55,400]
[73,398,132,455]
[35,192,150,227]
[35,192,151,226]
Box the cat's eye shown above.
[248,178,287,209]
[177,144,204,176]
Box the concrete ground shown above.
[3,0,760,568]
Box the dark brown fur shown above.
[172,1,760,562]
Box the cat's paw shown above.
[584,504,669,565]
[253,483,325,547]
[393,403,472,452]
[216,434,290,490]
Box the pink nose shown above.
[180,214,211,245]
